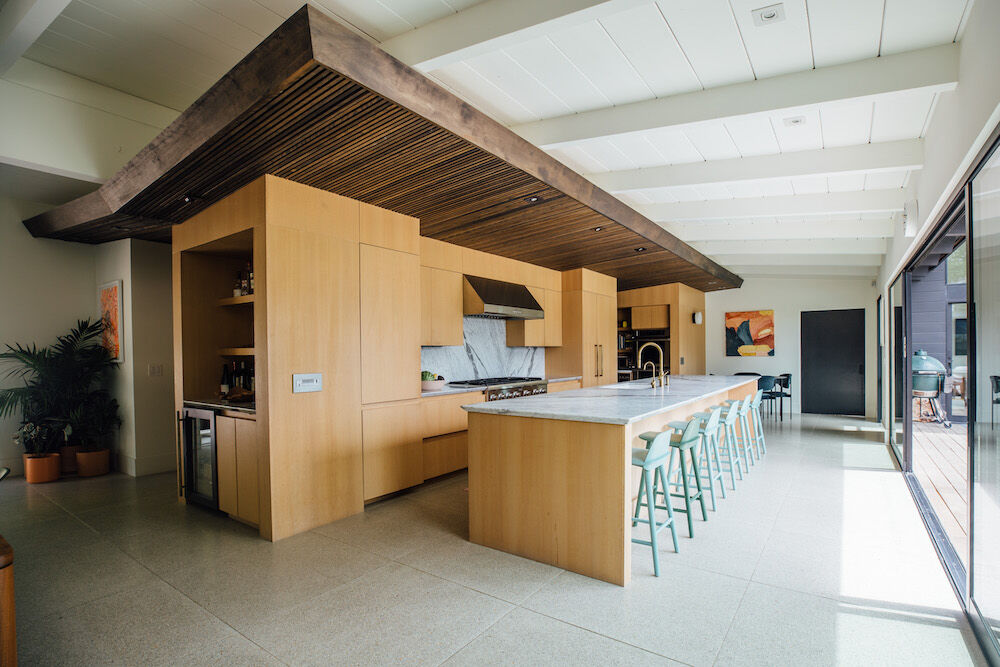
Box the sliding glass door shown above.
[889,276,907,467]
[970,141,1000,648]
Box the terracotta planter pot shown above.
[59,445,81,474]
[23,453,61,484]
[76,449,110,477]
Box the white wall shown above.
[0,195,96,474]
[706,277,878,418]
[880,0,1000,288]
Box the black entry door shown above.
[801,308,865,415]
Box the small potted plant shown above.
[13,421,61,483]
[421,370,446,392]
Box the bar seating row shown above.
[630,389,768,576]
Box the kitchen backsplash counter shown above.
[420,316,544,384]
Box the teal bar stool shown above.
[748,389,768,458]
[723,395,757,466]
[638,418,708,537]
[668,407,726,511]
[630,431,680,576]
[716,399,746,487]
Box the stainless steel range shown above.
[448,377,548,401]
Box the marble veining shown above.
[420,317,544,382]
[463,375,758,425]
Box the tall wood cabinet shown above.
[546,269,617,387]
[618,282,706,374]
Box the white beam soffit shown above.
[590,139,924,192]
[691,238,888,255]
[665,217,894,241]
[380,0,646,72]
[0,0,72,74]
[513,44,958,148]
[639,189,905,221]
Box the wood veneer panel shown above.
[24,7,740,293]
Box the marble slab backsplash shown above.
[420,317,544,382]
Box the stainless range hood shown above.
[463,275,544,320]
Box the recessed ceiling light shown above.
[182,196,191,203]
[635,247,646,252]
[752,3,785,26]
[594,226,603,232]
[783,115,806,127]
[524,196,540,203]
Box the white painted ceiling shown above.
[16,0,976,279]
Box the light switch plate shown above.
[292,373,323,393]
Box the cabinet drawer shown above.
[423,431,468,480]
[421,391,483,439]
[548,380,581,393]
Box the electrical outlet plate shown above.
[292,373,323,393]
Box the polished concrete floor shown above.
[1,414,987,666]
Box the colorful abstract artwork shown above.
[725,310,774,357]
[99,280,123,363]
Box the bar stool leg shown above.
[631,469,646,528]
[658,460,679,553]
[643,469,660,576]
[690,449,708,521]
[698,434,718,511]
[677,450,696,537]
[711,431,727,500]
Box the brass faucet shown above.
[637,341,668,388]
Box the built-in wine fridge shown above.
[180,406,218,509]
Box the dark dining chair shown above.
[757,375,777,418]
[992,376,1000,430]
[734,372,761,377]
[767,373,792,421]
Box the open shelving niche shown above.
[179,229,256,401]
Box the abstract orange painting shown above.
[99,280,123,362]
[725,310,774,357]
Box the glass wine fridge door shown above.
[182,407,218,509]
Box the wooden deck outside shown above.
[913,419,968,560]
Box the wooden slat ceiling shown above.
[23,5,741,292]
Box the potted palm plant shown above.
[0,319,120,480]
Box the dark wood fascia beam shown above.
[24,6,317,238]
[304,6,740,289]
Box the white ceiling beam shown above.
[726,265,880,278]
[710,253,884,267]
[665,218,894,242]
[692,238,887,255]
[380,0,644,72]
[639,190,905,222]
[591,140,923,192]
[0,0,71,74]
[514,44,958,147]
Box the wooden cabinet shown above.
[423,431,468,480]
[544,288,562,346]
[361,244,421,403]
[548,379,582,393]
[507,286,563,347]
[421,391,483,438]
[216,415,259,525]
[632,305,668,330]
[547,270,617,388]
[363,402,423,500]
[421,267,463,346]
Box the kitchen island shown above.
[463,375,758,586]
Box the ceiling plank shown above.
[639,189,905,221]
[693,238,888,255]
[590,140,923,192]
[514,44,958,147]
[710,253,884,266]
[379,0,646,72]
[0,0,72,74]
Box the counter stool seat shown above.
[630,432,679,576]
[636,419,708,538]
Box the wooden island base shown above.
[467,380,756,586]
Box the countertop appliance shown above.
[448,376,547,401]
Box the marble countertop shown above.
[462,375,757,425]
[420,376,583,398]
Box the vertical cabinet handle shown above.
[599,345,603,377]
[594,345,599,377]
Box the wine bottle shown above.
[219,364,230,396]
[248,262,255,295]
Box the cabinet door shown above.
[632,305,667,330]
[421,267,463,346]
[582,291,600,386]
[216,416,237,515]
[363,402,423,500]
[506,286,546,347]
[361,245,421,403]
[422,431,468,480]
[597,294,618,381]
[544,288,562,346]
[234,418,259,524]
